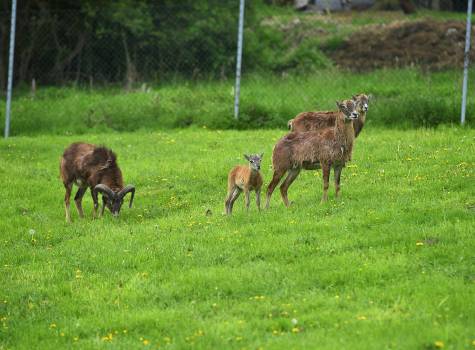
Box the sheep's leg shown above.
[100,196,107,217]
[321,163,331,202]
[334,165,343,198]
[74,187,87,218]
[280,168,301,207]
[228,188,241,215]
[256,189,261,211]
[91,188,99,218]
[64,183,73,223]
[266,170,286,209]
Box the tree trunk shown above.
[0,21,7,92]
[122,31,137,91]
[52,32,86,83]
[400,0,417,13]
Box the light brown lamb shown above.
[225,154,264,215]
[287,94,370,137]
[266,100,358,208]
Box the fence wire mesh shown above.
[0,2,473,136]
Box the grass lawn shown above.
[0,127,474,349]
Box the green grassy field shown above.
[0,127,474,349]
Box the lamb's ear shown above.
[244,154,250,161]
[352,95,358,101]
[260,153,264,159]
[335,100,341,108]
[368,94,373,101]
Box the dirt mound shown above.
[328,20,475,71]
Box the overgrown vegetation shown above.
[0,128,474,349]
[1,68,472,136]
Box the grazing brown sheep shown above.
[60,143,135,222]
[266,100,358,208]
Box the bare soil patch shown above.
[327,20,475,71]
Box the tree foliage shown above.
[0,0,251,88]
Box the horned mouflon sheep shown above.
[60,142,135,222]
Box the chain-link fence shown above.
[0,4,238,89]
[1,1,473,136]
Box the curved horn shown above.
[119,185,135,208]
[94,184,114,199]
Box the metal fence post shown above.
[4,0,17,138]
[234,0,245,119]
[461,0,473,126]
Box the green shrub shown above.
[1,68,473,136]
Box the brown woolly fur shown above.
[288,93,370,138]
[288,110,337,133]
[267,100,358,208]
[225,154,263,215]
[60,142,135,222]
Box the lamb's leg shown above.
[334,165,343,198]
[279,168,301,207]
[225,186,236,215]
[74,187,87,218]
[266,170,285,209]
[244,188,251,212]
[321,163,331,202]
[256,189,261,211]
[64,183,73,223]
[228,188,241,215]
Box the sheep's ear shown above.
[260,153,264,159]
[368,94,373,101]
[335,101,341,108]
[352,95,358,101]
[244,154,250,161]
